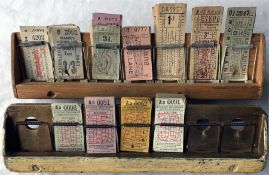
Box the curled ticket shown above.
[221,7,256,81]
[84,97,117,153]
[51,103,85,152]
[120,97,152,152]
[153,3,187,80]
[91,13,122,80]
[122,26,153,81]
[20,26,54,81]
[153,94,186,152]
[189,7,223,80]
[49,25,84,80]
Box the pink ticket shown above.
[122,26,153,81]
[84,97,117,153]
[92,13,122,26]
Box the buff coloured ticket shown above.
[122,26,153,81]
[20,26,54,81]
[221,7,256,82]
[51,103,85,152]
[153,93,186,152]
[189,6,224,80]
[153,3,187,80]
[84,97,117,153]
[120,97,152,152]
[49,25,84,80]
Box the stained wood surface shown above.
[3,104,267,173]
[4,155,266,173]
[11,33,265,99]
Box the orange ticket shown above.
[120,97,152,152]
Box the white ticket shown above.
[49,25,84,80]
[221,7,256,81]
[51,103,85,152]
[153,93,186,152]
[20,26,54,81]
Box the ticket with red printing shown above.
[20,26,54,82]
[153,93,186,152]
[51,103,85,152]
[189,7,224,80]
[84,97,117,153]
[122,26,153,81]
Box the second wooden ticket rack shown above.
[3,104,268,173]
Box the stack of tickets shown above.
[49,25,84,81]
[120,97,152,152]
[84,97,117,153]
[20,26,54,82]
[51,103,85,152]
[90,13,122,80]
[122,26,153,81]
[153,93,186,152]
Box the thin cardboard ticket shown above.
[221,7,256,81]
[20,26,54,81]
[49,25,84,80]
[84,97,117,153]
[91,25,121,80]
[92,13,122,26]
[153,94,186,152]
[122,26,153,81]
[120,97,152,152]
[153,3,187,80]
[189,6,224,80]
[51,103,85,152]
[90,13,122,80]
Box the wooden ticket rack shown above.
[3,104,268,173]
[5,30,268,173]
[11,32,265,99]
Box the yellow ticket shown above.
[120,97,152,152]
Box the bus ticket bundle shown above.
[221,7,256,82]
[51,103,85,152]
[91,13,122,80]
[20,26,54,82]
[153,93,186,152]
[49,25,84,80]
[153,3,187,81]
[189,7,224,81]
[120,97,152,152]
[122,26,153,81]
[84,97,117,153]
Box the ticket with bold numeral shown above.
[49,25,84,80]
[84,97,117,153]
[91,25,121,80]
[189,6,224,80]
[153,93,186,152]
[20,26,54,81]
[221,7,256,81]
[153,3,187,80]
[120,97,152,152]
[51,103,85,152]
[122,26,153,81]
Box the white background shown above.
[0,0,268,174]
